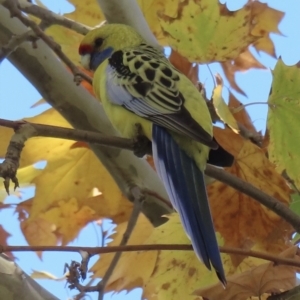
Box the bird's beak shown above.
[80,54,91,70]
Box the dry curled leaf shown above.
[194,246,300,300]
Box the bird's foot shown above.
[133,123,152,157]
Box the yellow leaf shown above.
[142,215,268,299]
[19,109,73,167]
[91,214,156,291]
[143,215,219,300]
[212,77,240,133]
[46,25,84,65]
[30,145,130,217]
[13,108,133,244]
[84,194,133,224]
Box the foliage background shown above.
[0,0,300,299]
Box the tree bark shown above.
[0,254,59,300]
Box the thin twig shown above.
[0,30,35,62]
[18,0,90,35]
[97,186,144,300]
[0,121,36,193]
[205,165,300,233]
[1,244,300,268]
[0,119,137,152]
[232,102,268,113]
[267,285,300,300]
[3,0,92,84]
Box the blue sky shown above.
[0,0,300,299]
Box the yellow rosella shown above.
[79,24,228,285]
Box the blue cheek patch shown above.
[90,47,114,70]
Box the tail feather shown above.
[152,125,226,285]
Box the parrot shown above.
[79,24,228,285]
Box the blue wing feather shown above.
[152,125,226,285]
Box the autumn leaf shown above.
[220,2,283,92]
[212,76,240,134]
[6,109,134,245]
[251,1,284,57]
[143,216,273,300]
[221,48,266,94]
[91,214,157,291]
[143,215,221,300]
[169,49,199,86]
[42,198,97,245]
[158,1,255,62]
[213,127,243,158]
[209,128,293,259]
[194,246,299,300]
[157,1,282,63]
[21,217,57,248]
[267,59,300,189]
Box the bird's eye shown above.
[94,38,104,47]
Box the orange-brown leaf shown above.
[194,246,299,300]
[21,217,57,251]
[209,129,293,259]
[169,49,199,85]
[213,127,244,158]
[251,2,284,58]
[221,48,266,94]
[78,66,94,95]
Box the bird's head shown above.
[79,24,144,71]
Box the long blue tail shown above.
[152,125,226,285]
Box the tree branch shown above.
[18,0,90,35]
[1,245,300,269]
[0,29,35,62]
[0,253,59,300]
[0,119,138,152]
[267,285,300,300]
[205,165,300,233]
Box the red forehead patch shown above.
[78,44,93,55]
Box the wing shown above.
[106,44,217,149]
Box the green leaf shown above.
[267,59,300,189]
